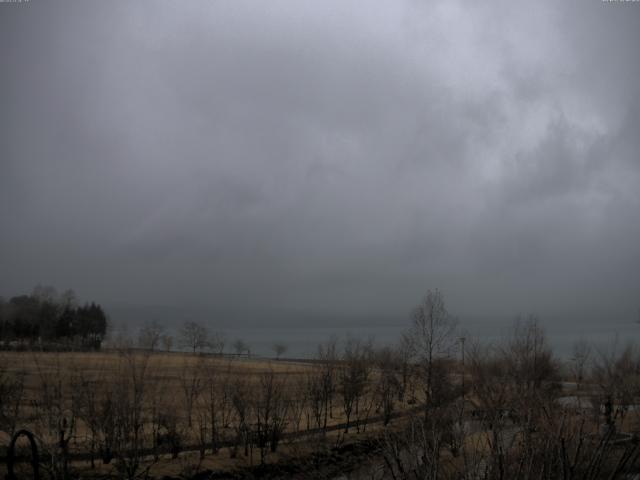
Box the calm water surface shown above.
[219,317,640,360]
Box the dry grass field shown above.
[0,349,411,479]
[0,349,312,406]
[3,325,640,479]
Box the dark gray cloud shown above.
[1,0,639,324]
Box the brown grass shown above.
[0,350,403,478]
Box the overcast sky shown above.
[1,1,639,325]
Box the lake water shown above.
[218,316,640,360]
[110,305,640,360]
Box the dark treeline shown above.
[0,285,108,350]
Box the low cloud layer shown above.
[1,1,639,323]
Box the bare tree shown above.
[31,353,76,480]
[233,338,248,356]
[199,358,234,455]
[306,368,327,433]
[110,349,157,479]
[379,416,452,480]
[179,320,209,353]
[179,356,205,428]
[95,377,118,465]
[287,374,308,437]
[59,288,77,308]
[467,341,513,476]
[252,369,289,464]
[592,343,640,433]
[31,284,59,304]
[409,289,457,413]
[155,410,184,460]
[137,320,164,351]
[272,342,288,360]
[72,361,107,469]
[209,331,226,355]
[570,339,592,391]
[464,321,560,479]
[317,336,338,428]
[373,346,402,426]
[0,356,25,438]
[161,334,173,352]
[338,337,371,433]
[230,375,251,459]
[109,322,133,349]
[502,316,558,395]
[396,334,414,403]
